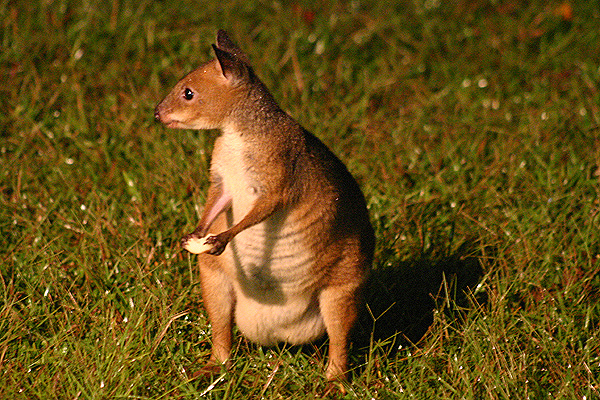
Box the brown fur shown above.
[155,30,374,381]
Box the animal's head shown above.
[154,30,255,130]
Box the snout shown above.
[153,105,185,129]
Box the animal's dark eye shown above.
[183,88,194,100]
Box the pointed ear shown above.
[212,44,249,84]
[215,30,250,64]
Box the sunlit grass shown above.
[1,0,600,398]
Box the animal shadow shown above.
[354,242,487,352]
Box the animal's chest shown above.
[212,134,259,219]
[211,134,317,295]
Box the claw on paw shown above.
[203,234,228,255]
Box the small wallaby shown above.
[155,30,374,381]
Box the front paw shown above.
[203,233,229,256]
[181,233,213,254]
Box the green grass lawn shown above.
[2,0,600,398]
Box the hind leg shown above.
[318,241,371,381]
[198,252,235,366]
[318,281,362,380]
[186,210,235,374]
[191,210,235,378]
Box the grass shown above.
[1,0,600,398]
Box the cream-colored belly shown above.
[235,292,325,346]
[215,131,326,345]
[225,212,325,346]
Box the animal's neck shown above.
[224,106,289,139]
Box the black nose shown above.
[154,107,161,121]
